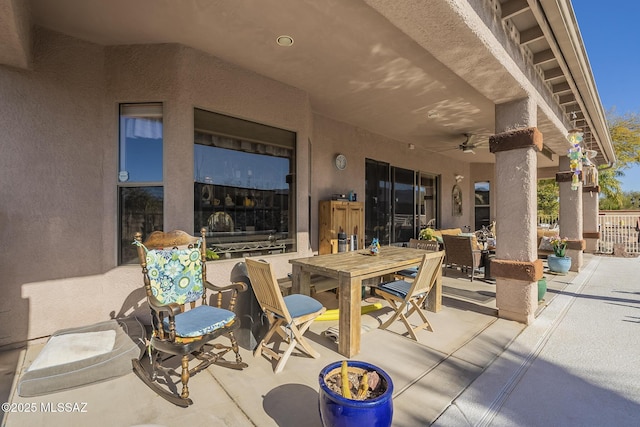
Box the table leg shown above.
[337,273,361,358]
[291,265,311,296]
[426,267,442,313]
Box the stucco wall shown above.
[1,28,477,345]
[0,30,315,345]
[0,29,107,345]
[310,114,473,241]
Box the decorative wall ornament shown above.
[452,184,462,216]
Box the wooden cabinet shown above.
[318,200,364,254]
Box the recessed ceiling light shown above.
[276,35,294,47]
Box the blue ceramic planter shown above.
[318,361,393,427]
[548,255,571,274]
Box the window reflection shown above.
[194,110,296,259]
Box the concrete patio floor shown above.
[4,253,632,426]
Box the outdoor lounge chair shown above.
[133,228,247,407]
[441,234,483,281]
[373,251,445,340]
[245,258,326,374]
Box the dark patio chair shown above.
[441,234,483,281]
[132,228,247,407]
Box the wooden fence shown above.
[537,214,559,228]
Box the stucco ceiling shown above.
[25,0,607,167]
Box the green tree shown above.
[597,168,624,209]
[621,191,640,209]
[537,178,559,219]
[598,112,640,209]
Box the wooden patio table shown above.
[289,246,442,357]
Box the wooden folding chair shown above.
[373,251,445,341]
[396,239,440,279]
[245,258,326,373]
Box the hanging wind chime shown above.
[567,128,583,190]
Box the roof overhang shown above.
[3,0,614,167]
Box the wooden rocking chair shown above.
[132,228,247,407]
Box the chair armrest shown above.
[147,297,181,341]
[204,280,248,293]
[204,281,247,312]
[148,295,181,317]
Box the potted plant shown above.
[318,360,393,427]
[419,227,436,241]
[547,236,571,274]
[205,248,219,261]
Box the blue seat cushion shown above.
[396,267,418,278]
[283,294,324,318]
[163,305,236,338]
[378,279,422,299]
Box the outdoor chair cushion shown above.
[144,246,203,305]
[163,305,236,338]
[18,317,145,397]
[396,267,418,279]
[281,294,324,319]
[378,279,425,299]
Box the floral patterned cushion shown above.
[144,246,203,305]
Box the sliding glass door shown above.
[417,173,438,231]
[365,159,391,245]
[392,167,415,243]
[365,159,439,246]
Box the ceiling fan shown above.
[431,132,489,155]
[459,133,480,154]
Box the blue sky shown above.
[572,1,640,192]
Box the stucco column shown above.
[557,156,584,271]
[489,97,543,325]
[582,185,600,253]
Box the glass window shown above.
[365,160,439,246]
[393,167,415,243]
[417,173,438,231]
[118,103,164,264]
[474,181,490,231]
[119,104,163,182]
[365,159,391,245]
[119,186,164,264]
[194,109,296,260]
